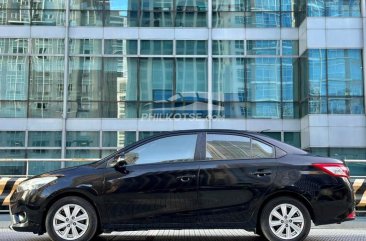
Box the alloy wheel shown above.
[52,204,89,240]
[268,203,305,240]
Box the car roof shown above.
[141,129,307,155]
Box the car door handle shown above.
[251,169,272,177]
[177,175,196,183]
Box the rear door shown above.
[197,133,278,226]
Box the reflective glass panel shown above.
[102,131,136,147]
[104,40,137,55]
[103,57,137,101]
[247,58,281,102]
[0,150,25,158]
[138,131,163,140]
[325,0,360,17]
[0,39,28,54]
[0,101,27,117]
[262,132,281,141]
[28,131,62,147]
[175,12,207,27]
[247,40,280,55]
[141,0,174,10]
[281,12,298,28]
[31,1,65,9]
[245,12,281,28]
[282,58,298,101]
[284,132,301,148]
[31,10,65,26]
[176,58,208,95]
[70,0,104,10]
[107,0,139,11]
[213,58,245,102]
[0,161,26,175]
[68,57,103,101]
[283,102,299,118]
[140,11,173,27]
[213,41,244,56]
[5,0,31,9]
[328,97,364,114]
[140,58,174,101]
[327,50,363,97]
[105,10,138,27]
[32,39,64,55]
[6,9,31,25]
[308,49,326,96]
[247,102,281,118]
[246,0,280,11]
[69,39,102,55]
[176,0,208,11]
[29,56,64,101]
[212,12,245,28]
[0,56,29,101]
[102,102,137,118]
[141,40,173,55]
[67,101,101,118]
[66,131,100,147]
[212,0,245,11]
[307,0,325,16]
[216,102,246,118]
[281,0,299,11]
[28,160,61,175]
[309,97,327,114]
[28,101,63,118]
[66,150,100,158]
[348,161,366,176]
[282,40,298,56]
[176,41,207,55]
[69,10,103,26]
[0,131,25,147]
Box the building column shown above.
[61,0,71,166]
[207,0,213,128]
[362,0,366,114]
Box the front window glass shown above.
[125,134,197,165]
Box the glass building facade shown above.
[0,0,365,175]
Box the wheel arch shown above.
[255,190,315,234]
[41,190,102,235]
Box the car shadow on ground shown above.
[94,236,267,241]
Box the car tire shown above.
[260,197,311,241]
[45,196,98,241]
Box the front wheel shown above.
[45,196,98,241]
[260,197,311,241]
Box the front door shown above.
[103,133,200,227]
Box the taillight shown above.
[312,163,350,178]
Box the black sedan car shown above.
[10,130,355,241]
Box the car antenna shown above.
[258,129,271,133]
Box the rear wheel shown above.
[260,197,311,241]
[46,196,98,241]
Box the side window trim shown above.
[194,132,206,160]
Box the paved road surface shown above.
[1,229,366,241]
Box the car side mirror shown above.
[113,155,129,173]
